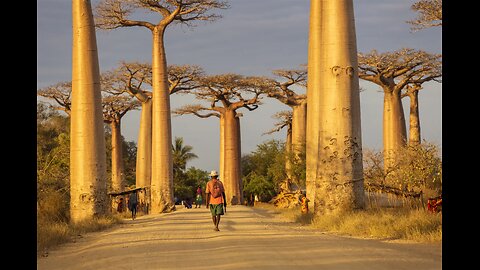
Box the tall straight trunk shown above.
[150,28,175,213]
[291,100,307,156]
[383,90,407,172]
[219,114,225,182]
[236,115,243,204]
[70,0,108,223]
[290,101,307,186]
[136,99,152,206]
[284,124,293,191]
[306,0,365,215]
[223,110,242,205]
[111,120,125,192]
[407,91,421,146]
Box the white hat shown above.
[209,170,219,177]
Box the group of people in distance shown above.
[116,170,227,231]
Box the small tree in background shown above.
[407,0,442,32]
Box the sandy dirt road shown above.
[37,205,441,270]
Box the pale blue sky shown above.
[37,0,442,172]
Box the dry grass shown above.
[37,214,123,255]
[256,202,442,243]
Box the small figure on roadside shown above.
[117,197,125,213]
[128,191,138,220]
[300,194,309,214]
[195,185,203,208]
[205,170,226,231]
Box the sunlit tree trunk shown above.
[306,0,365,215]
[285,123,293,191]
[70,0,108,223]
[291,101,307,156]
[150,28,175,213]
[236,115,243,203]
[111,120,125,192]
[291,101,307,185]
[223,110,243,205]
[407,90,421,146]
[219,114,225,182]
[136,99,152,206]
[383,90,407,171]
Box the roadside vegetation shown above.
[37,104,441,255]
[243,139,442,243]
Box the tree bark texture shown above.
[150,28,175,213]
[291,100,307,157]
[223,110,243,205]
[136,99,152,206]
[306,0,365,215]
[110,120,125,192]
[70,0,109,223]
[219,114,225,182]
[407,90,421,146]
[383,90,407,172]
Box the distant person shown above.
[195,185,203,208]
[117,197,125,213]
[205,170,226,231]
[128,191,138,220]
[183,198,192,209]
[300,194,309,214]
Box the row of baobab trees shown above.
[41,0,441,223]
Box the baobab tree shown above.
[173,74,272,205]
[267,66,307,185]
[306,0,365,215]
[407,0,442,32]
[100,86,141,193]
[69,0,109,223]
[95,0,229,213]
[37,82,72,116]
[114,61,204,210]
[114,62,153,201]
[357,48,442,171]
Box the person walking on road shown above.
[128,191,138,220]
[195,185,203,208]
[205,170,226,231]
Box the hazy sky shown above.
[37,0,442,172]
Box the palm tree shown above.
[172,137,198,176]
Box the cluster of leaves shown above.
[363,141,442,197]
[241,139,306,202]
[37,103,138,222]
[37,103,71,223]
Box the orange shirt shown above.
[205,179,225,205]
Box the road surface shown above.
[37,205,441,270]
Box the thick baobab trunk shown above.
[111,120,125,192]
[136,99,152,207]
[383,90,407,172]
[70,0,108,223]
[407,90,421,146]
[291,101,307,156]
[290,101,307,186]
[306,0,365,215]
[150,28,175,213]
[219,114,225,182]
[223,110,243,205]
